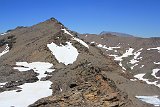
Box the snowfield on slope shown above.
[47,42,79,65]
[111,47,134,61]
[14,62,54,79]
[0,81,52,107]
[97,44,144,71]
[61,28,89,48]
[107,47,143,70]
[99,44,143,64]
[136,96,160,106]
[129,48,143,64]
[0,62,54,107]
[97,44,120,51]
[134,73,160,88]
[0,44,9,57]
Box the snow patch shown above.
[134,48,143,59]
[147,47,160,53]
[61,28,73,36]
[151,69,160,79]
[112,48,134,61]
[109,48,142,63]
[61,28,89,48]
[0,32,8,36]
[130,59,139,64]
[140,65,144,68]
[129,48,143,64]
[91,41,95,44]
[0,81,52,107]
[73,37,89,48]
[109,48,143,66]
[122,70,125,73]
[14,62,54,79]
[109,54,118,57]
[108,48,143,70]
[47,42,79,65]
[154,62,160,64]
[0,82,7,87]
[0,44,9,57]
[114,50,118,52]
[130,79,137,81]
[134,73,160,88]
[130,64,138,70]
[119,62,126,70]
[0,82,7,85]
[97,44,120,51]
[97,44,103,47]
[136,96,160,106]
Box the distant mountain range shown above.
[99,31,134,37]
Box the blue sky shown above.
[0,0,160,37]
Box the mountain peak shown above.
[46,17,59,22]
[43,17,63,26]
[1,18,160,107]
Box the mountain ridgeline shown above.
[0,18,160,107]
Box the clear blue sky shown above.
[0,0,160,37]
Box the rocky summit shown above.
[0,18,160,107]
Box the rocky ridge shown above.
[0,18,159,107]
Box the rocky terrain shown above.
[0,18,160,107]
[80,33,160,84]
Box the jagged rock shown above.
[30,65,131,107]
[69,82,78,88]
[104,92,118,101]
[21,76,39,83]
[0,87,5,92]
[16,89,22,92]
[109,101,119,107]
[40,76,52,81]
[4,81,19,88]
